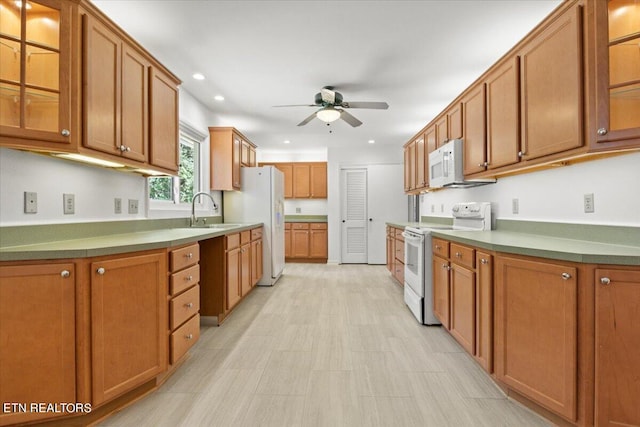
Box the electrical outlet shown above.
[114,198,122,214]
[128,199,139,214]
[512,198,519,214]
[584,193,595,213]
[431,204,435,213]
[295,207,301,213]
[24,191,37,214]
[440,203,444,213]
[63,193,75,214]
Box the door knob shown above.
[369,218,373,221]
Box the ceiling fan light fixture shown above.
[316,107,341,123]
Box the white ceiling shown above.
[92,0,562,151]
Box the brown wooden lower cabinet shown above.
[90,251,168,407]
[0,262,77,426]
[594,268,640,427]
[495,254,578,421]
[285,222,328,262]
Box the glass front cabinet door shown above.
[0,0,73,145]
[596,0,640,144]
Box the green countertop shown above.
[285,215,328,223]
[0,223,262,261]
[386,220,640,266]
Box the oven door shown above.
[402,230,424,298]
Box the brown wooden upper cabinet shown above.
[260,162,327,199]
[461,84,486,176]
[593,0,640,146]
[485,56,521,171]
[0,0,74,147]
[519,2,584,161]
[0,0,181,175]
[210,127,257,191]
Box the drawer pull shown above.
[455,252,462,258]
[561,272,572,280]
[435,245,441,250]
[60,270,70,278]
[185,334,193,340]
[185,253,193,259]
[61,129,70,137]
[480,259,489,265]
[184,302,193,309]
[96,267,105,275]
[600,277,611,285]
[186,275,193,282]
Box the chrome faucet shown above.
[190,191,218,227]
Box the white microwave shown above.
[428,139,495,188]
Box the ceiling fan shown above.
[274,86,389,127]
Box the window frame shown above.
[148,121,205,211]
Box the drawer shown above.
[226,233,240,249]
[292,223,309,230]
[395,228,405,243]
[310,223,327,230]
[432,238,450,258]
[170,264,200,296]
[170,313,200,364]
[240,230,251,245]
[450,243,475,269]
[170,243,200,272]
[251,227,263,240]
[284,223,291,230]
[395,240,405,261]
[170,285,200,330]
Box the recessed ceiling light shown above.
[214,95,225,101]
[368,139,375,144]
[192,73,205,80]
[284,140,290,144]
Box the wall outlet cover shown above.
[24,191,37,214]
[584,193,595,213]
[128,199,139,214]
[63,193,75,214]
[114,198,122,214]
[512,198,519,214]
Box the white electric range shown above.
[402,202,492,325]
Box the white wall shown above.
[0,88,217,226]
[420,151,640,227]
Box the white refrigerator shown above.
[223,166,285,286]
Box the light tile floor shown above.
[99,263,552,427]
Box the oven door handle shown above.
[401,232,424,242]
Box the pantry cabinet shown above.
[594,268,640,427]
[592,0,640,147]
[494,255,578,421]
[0,262,76,426]
[90,251,167,407]
[0,0,74,147]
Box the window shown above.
[149,123,204,205]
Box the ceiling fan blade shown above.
[340,101,389,109]
[320,87,336,104]
[297,112,317,126]
[273,104,317,107]
[340,110,363,127]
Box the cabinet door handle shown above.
[96,267,105,275]
[61,129,70,137]
[518,151,526,158]
[480,258,489,265]
[561,272,572,280]
[597,128,608,136]
[600,277,611,285]
[60,270,70,278]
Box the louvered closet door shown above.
[341,168,367,263]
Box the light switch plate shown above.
[512,198,519,214]
[114,198,122,214]
[63,193,75,214]
[24,191,37,214]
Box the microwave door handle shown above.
[443,152,449,177]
